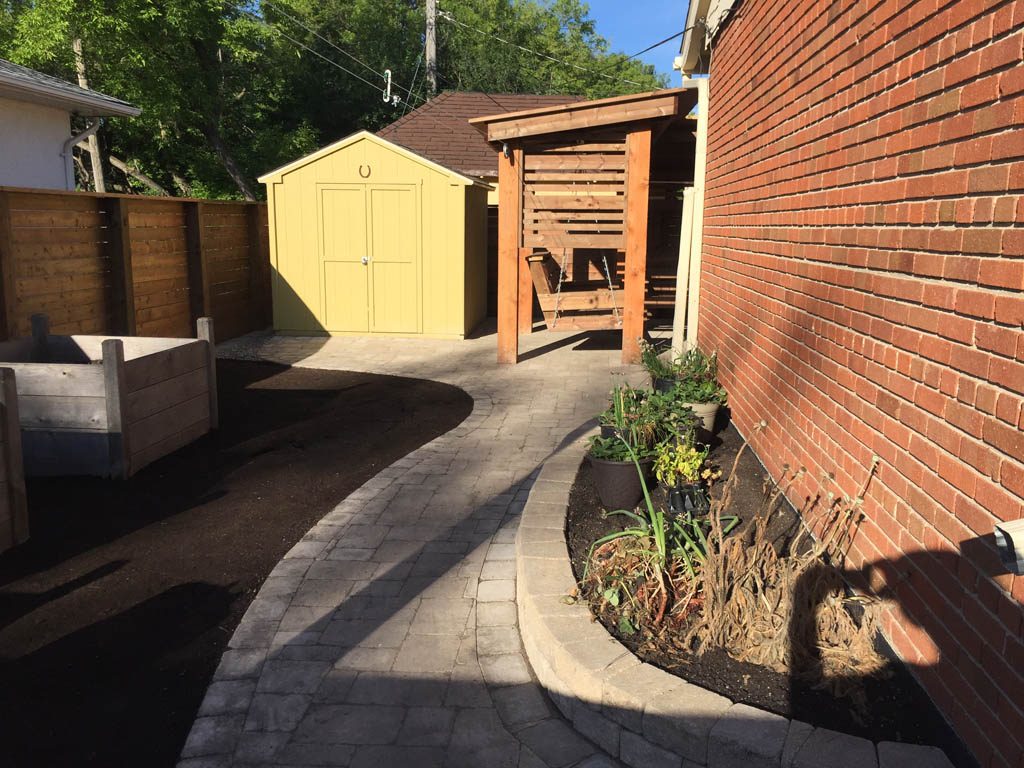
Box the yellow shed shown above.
[259,130,490,338]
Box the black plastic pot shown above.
[668,482,706,515]
[588,454,654,511]
[652,376,678,394]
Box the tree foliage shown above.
[0,0,668,199]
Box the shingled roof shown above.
[378,91,582,178]
[0,58,140,117]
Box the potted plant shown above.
[671,347,727,432]
[589,387,660,510]
[639,340,680,393]
[647,387,701,444]
[653,440,720,515]
[588,435,656,511]
[598,385,647,439]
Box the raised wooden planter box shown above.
[0,315,219,479]
[0,368,28,552]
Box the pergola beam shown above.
[471,86,698,143]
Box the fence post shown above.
[30,313,49,362]
[0,368,28,548]
[102,338,130,478]
[246,203,269,329]
[197,316,219,430]
[0,192,17,339]
[186,201,210,326]
[106,197,136,335]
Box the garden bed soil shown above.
[566,424,973,766]
[0,360,472,768]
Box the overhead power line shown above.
[598,27,690,73]
[261,0,381,78]
[257,0,422,107]
[253,17,459,137]
[240,7,415,107]
[268,23,388,94]
[401,48,424,117]
[436,7,647,88]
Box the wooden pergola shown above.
[471,86,700,364]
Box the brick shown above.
[695,6,1024,765]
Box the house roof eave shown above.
[0,60,140,117]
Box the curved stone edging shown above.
[516,436,956,768]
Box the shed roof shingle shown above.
[378,91,582,177]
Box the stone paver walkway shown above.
[178,326,642,768]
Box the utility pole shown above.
[72,38,106,193]
[426,0,437,96]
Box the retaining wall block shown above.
[791,727,878,768]
[620,730,683,768]
[781,721,815,768]
[708,702,789,768]
[601,659,675,733]
[642,680,731,763]
[877,741,955,768]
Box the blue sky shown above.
[584,0,689,81]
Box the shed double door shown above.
[319,184,420,333]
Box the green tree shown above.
[1,0,668,199]
[435,0,665,97]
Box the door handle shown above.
[361,256,369,265]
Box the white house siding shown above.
[706,0,739,39]
[0,97,71,190]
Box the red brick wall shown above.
[698,1,1024,765]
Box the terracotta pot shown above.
[587,455,654,511]
[684,401,720,432]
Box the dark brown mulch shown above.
[0,360,472,768]
[566,424,974,767]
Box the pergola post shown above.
[518,244,533,334]
[622,127,652,364]
[497,146,522,364]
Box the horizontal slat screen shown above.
[521,134,627,251]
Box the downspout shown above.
[672,187,696,354]
[62,118,102,191]
[685,77,709,349]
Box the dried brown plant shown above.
[584,435,890,715]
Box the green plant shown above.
[638,339,677,380]
[653,441,711,486]
[669,377,728,405]
[588,434,653,461]
[585,435,738,623]
[676,346,719,382]
[598,385,646,426]
[638,341,728,404]
[647,388,702,440]
[595,385,660,455]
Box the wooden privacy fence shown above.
[0,187,271,343]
